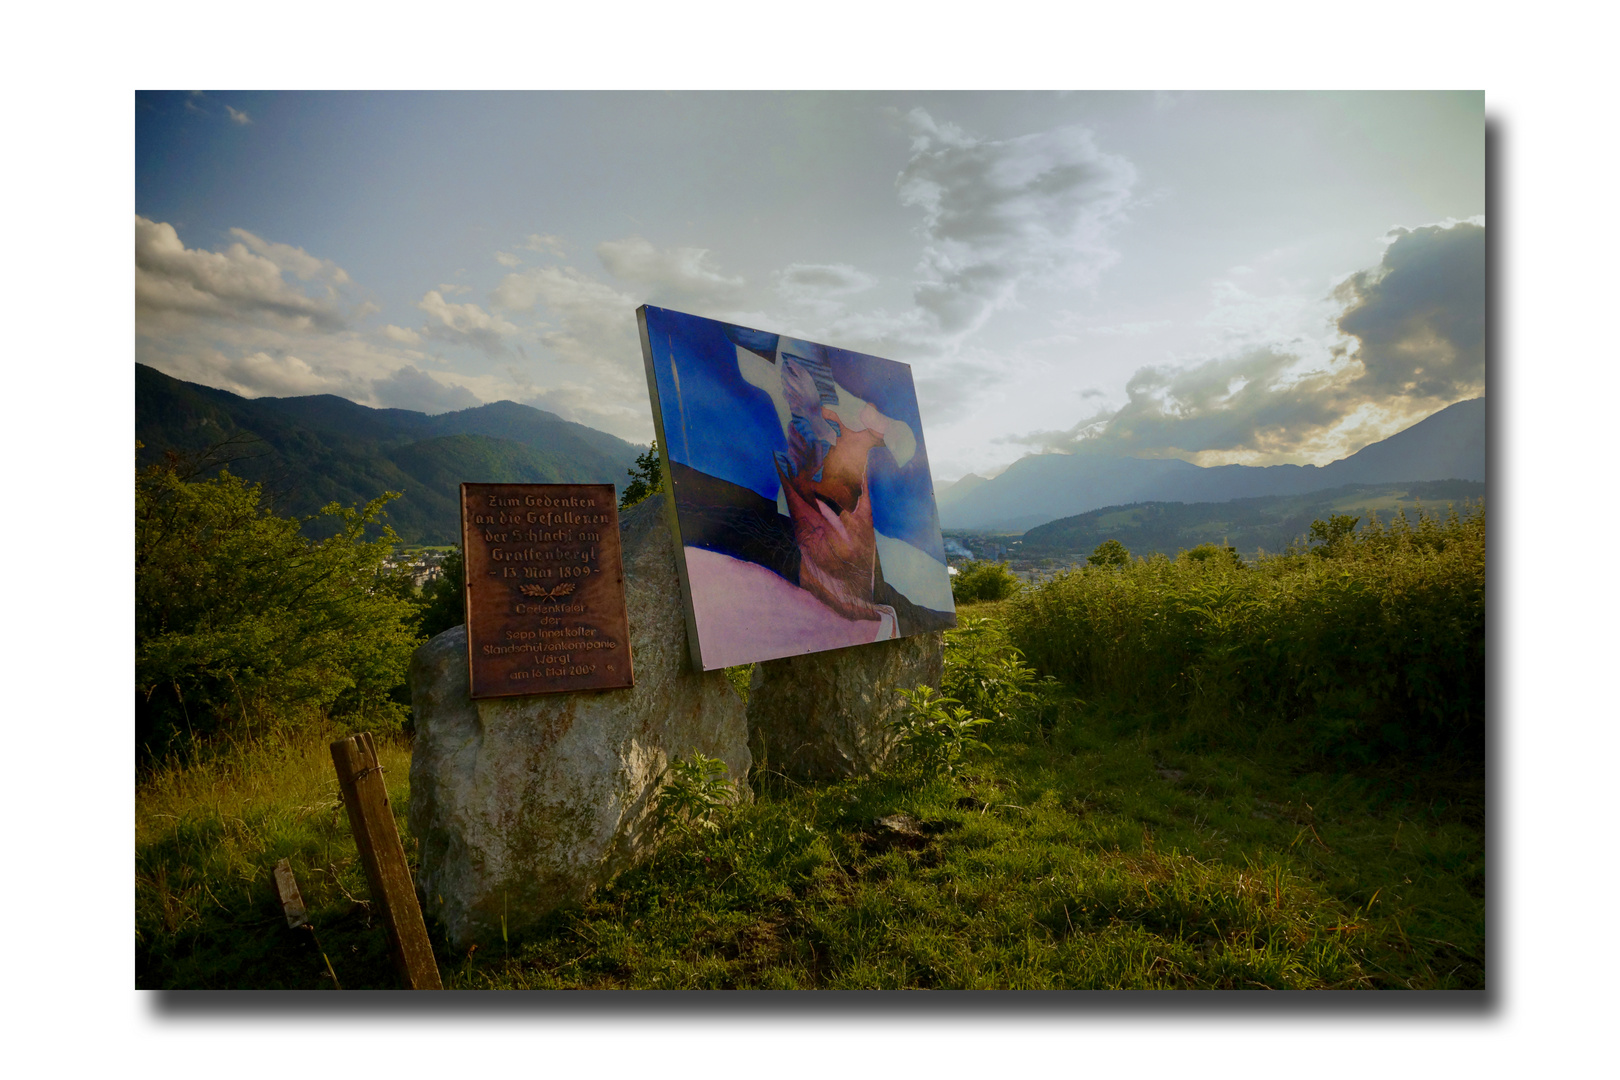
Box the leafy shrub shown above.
[1179,542,1244,568]
[1087,539,1131,567]
[951,560,1022,604]
[136,453,422,759]
[723,664,754,703]
[1004,502,1485,766]
[889,686,992,778]
[1307,514,1361,558]
[942,616,1045,727]
[655,752,738,836]
[416,547,465,639]
[619,440,665,511]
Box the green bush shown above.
[619,440,665,511]
[951,560,1022,604]
[655,752,738,836]
[1004,503,1485,766]
[136,453,423,759]
[889,686,991,778]
[1178,542,1244,569]
[942,616,1045,727]
[416,547,465,639]
[1087,539,1131,567]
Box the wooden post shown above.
[330,732,443,989]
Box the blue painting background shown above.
[642,306,946,563]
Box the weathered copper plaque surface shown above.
[461,483,634,699]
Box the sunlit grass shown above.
[136,732,415,989]
[438,689,1481,990]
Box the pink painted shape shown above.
[683,546,886,668]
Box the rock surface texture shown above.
[747,632,944,781]
[408,499,750,948]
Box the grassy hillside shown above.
[136,364,643,543]
[137,524,1484,988]
[1020,480,1484,560]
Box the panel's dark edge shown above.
[638,305,708,672]
[460,481,476,690]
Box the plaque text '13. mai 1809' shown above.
[460,483,634,699]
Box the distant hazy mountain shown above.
[935,472,989,505]
[939,397,1485,532]
[136,364,644,544]
[1018,479,1485,560]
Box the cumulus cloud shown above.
[137,217,499,410]
[492,266,639,373]
[1004,221,1486,465]
[595,235,743,297]
[490,264,653,435]
[895,108,1136,341]
[228,227,351,286]
[371,365,481,414]
[136,216,348,332]
[142,324,426,406]
[1334,221,1486,400]
[226,106,252,125]
[494,251,521,267]
[415,289,519,357]
[205,350,331,398]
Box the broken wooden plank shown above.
[272,858,308,929]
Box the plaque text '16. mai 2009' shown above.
[460,483,634,698]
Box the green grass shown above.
[136,733,418,990]
[446,692,1480,989]
[136,688,1482,989]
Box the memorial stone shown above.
[409,498,750,949]
[746,631,944,781]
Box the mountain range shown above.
[936,397,1485,532]
[136,364,644,544]
[1017,479,1485,560]
[138,363,1485,546]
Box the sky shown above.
[136,90,1484,483]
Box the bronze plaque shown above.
[460,483,634,699]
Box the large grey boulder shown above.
[408,499,750,949]
[747,632,944,781]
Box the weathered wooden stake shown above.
[330,732,443,989]
[273,858,309,928]
[273,858,341,988]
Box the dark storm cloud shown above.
[1005,221,1486,462]
[1335,221,1486,400]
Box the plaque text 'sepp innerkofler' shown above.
[460,483,634,698]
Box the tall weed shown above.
[1004,503,1485,765]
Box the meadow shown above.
[135,501,1484,990]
